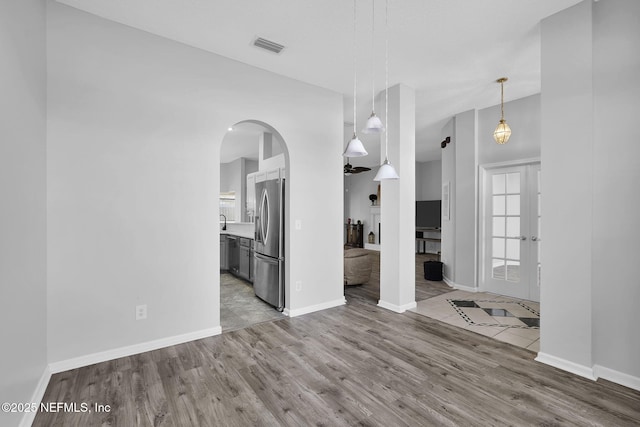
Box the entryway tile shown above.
[412,290,540,352]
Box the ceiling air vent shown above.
[253,37,285,54]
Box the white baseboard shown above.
[442,276,476,293]
[594,364,640,392]
[377,300,417,313]
[49,326,222,374]
[19,365,52,427]
[535,352,597,380]
[286,298,346,317]
[454,284,478,292]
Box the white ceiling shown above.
[220,123,263,164]
[57,0,582,163]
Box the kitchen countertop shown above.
[221,231,254,240]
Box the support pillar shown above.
[378,84,416,312]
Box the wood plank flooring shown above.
[34,287,640,426]
[345,251,452,305]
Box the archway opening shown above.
[218,120,290,332]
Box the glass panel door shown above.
[490,171,522,283]
[483,163,540,301]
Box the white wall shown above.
[47,2,344,364]
[478,94,542,165]
[441,94,542,290]
[539,0,640,386]
[220,158,244,222]
[440,118,456,281]
[344,169,379,236]
[591,0,640,380]
[539,0,595,375]
[440,109,478,289]
[453,110,477,289]
[0,0,48,425]
[345,159,442,248]
[220,159,242,196]
[416,160,442,201]
[258,132,286,172]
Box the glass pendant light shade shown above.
[343,133,368,157]
[374,158,399,181]
[493,119,511,144]
[362,112,385,134]
[494,77,511,145]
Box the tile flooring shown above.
[410,290,540,352]
[220,273,285,332]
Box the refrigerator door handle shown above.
[260,188,270,244]
[254,252,279,264]
[255,187,265,244]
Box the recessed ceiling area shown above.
[56,0,583,162]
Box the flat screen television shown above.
[416,200,441,229]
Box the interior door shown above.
[482,163,540,302]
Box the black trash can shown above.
[424,261,443,281]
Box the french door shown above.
[482,163,541,302]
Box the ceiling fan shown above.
[344,158,371,175]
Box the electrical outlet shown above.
[135,304,147,320]
[295,280,302,291]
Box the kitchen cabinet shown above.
[221,234,253,283]
[249,241,254,283]
[220,235,228,270]
[239,237,252,281]
[227,235,240,276]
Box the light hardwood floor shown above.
[33,256,640,426]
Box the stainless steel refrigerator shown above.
[254,177,284,311]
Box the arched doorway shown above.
[218,120,290,332]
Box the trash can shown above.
[423,261,443,281]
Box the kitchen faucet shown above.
[220,214,227,230]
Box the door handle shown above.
[519,236,527,241]
[531,236,540,242]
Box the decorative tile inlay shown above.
[448,299,539,329]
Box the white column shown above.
[378,84,416,312]
[537,0,594,378]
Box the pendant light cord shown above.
[500,80,505,121]
[353,0,358,133]
[371,0,375,113]
[384,0,389,160]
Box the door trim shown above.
[480,157,541,170]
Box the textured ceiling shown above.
[56,0,582,164]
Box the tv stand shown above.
[416,227,441,257]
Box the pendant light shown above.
[493,77,512,144]
[362,0,384,134]
[374,0,398,181]
[343,0,368,158]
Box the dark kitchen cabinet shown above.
[227,235,239,276]
[222,234,253,283]
[220,235,228,270]
[239,237,252,281]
